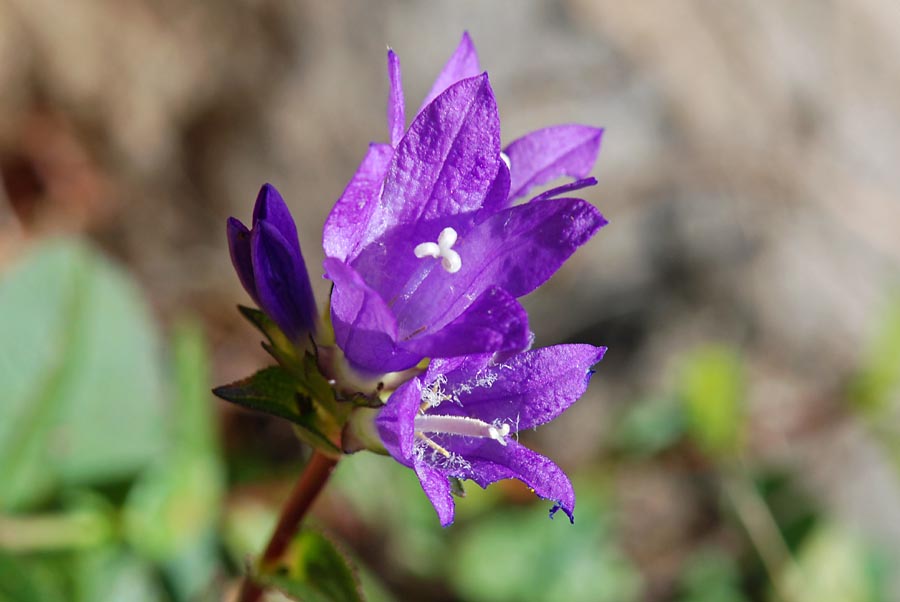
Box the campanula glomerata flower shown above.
[375,344,606,526]
[322,32,607,374]
[227,184,318,342]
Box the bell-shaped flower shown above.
[323,33,607,374]
[375,344,606,526]
[227,184,318,342]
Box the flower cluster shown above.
[223,33,607,526]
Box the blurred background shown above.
[2,1,900,600]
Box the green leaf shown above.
[123,321,224,600]
[214,366,306,422]
[260,529,364,602]
[679,346,744,458]
[214,366,341,454]
[0,240,166,510]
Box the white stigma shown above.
[414,226,462,273]
[500,151,511,170]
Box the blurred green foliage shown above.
[0,240,166,510]
[679,346,745,458]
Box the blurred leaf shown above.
[678,548,748,602]
[613,396,685,457]
[260,529,364,602]
[679,346,744,457]
[850,295,900,412]
[450,488,641,602]
[124,322,224,600]
[214,366,341,454]
[223,500,278,565]
[331,453,450,577]
[775,524,886,602]
[0,550,50,602]
[171,321,220,457]
[124,455,222,560]
[0,493,115,552]
[0,240,166,510]
[74,546,163,602]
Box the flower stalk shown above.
[237,451,340,602]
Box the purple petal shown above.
[399,287,530,359]
[387,49,405,147]
[226,217,258,305]
[453,439,576,522]
[480,158,511,213]
[251,221,318,340]
[324,258,419,373]
[504,125,603,202]
[437,344,606,431]
[425,353,494,384]
[529,177,597,203]
[375,378,421,463]
[391,198,606,330]
[252,184,301,256]
[322,143,393,262]
[361,74,500,248]
[419,31,480,112]
[415,462,456,527]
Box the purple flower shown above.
[227,184,318,341]
[323,33,607,374]
[375,344,606,526]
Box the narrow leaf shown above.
[213,367,340,454]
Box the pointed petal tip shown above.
[252,182,288,224]
[226,216,249,234]
[549,503,575,524]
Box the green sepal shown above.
[257,529,364,602]
[238,305,300,367]
[213,367,341,455]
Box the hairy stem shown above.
[238,451,340,602]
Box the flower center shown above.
[413,227,461,273]
[414,414,510,446]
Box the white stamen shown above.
[415,414,510,445]
[414,226,462,273]
[500,151,511,170]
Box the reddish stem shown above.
[238,451,340,602]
